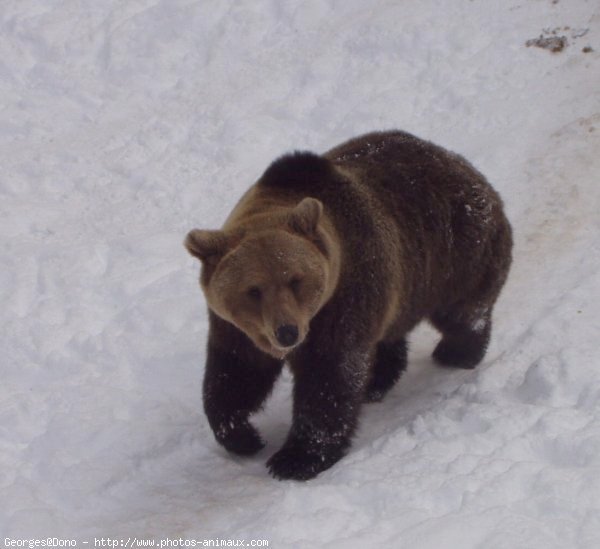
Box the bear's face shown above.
[185,198,335,358]
[207,230,328,357]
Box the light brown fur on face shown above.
[206,230,328,358]
[186,198,341,359]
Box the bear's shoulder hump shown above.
[259,151,334,191]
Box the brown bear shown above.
[185,130,512,480]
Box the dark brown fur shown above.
[185,130,512,480]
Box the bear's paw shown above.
[266,443,344,481]
[215,420,265,456]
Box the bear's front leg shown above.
[204,313,283,456]
[267,347,370,480]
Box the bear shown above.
[184,130,513,481]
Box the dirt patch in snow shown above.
[526,26,592,53]
[526,35,567,52]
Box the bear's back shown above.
[258,130,504,242]
[325,130,498,216]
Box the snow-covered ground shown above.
[1,0,599,546]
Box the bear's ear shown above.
[288,197,324,236]
[184,229,231,264]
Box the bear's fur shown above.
[185,130,513,480]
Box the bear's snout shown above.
[275,324,299,347]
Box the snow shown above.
[1,0,599,546]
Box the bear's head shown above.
[185,198,337,358]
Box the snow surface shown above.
[1,0,599,546]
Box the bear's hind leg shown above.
[430,305,491,369]
[432,219,512,369]
[364,338,407,402]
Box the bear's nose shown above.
[275,324,299,347]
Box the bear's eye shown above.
[247,286,262,300]
[289,277,302,294]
